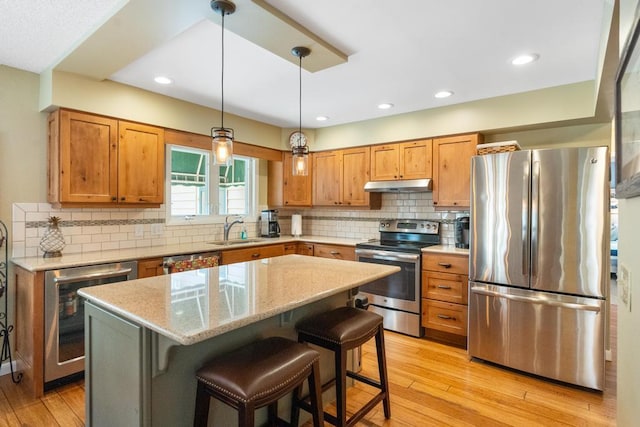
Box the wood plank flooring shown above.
[0,307,616,426]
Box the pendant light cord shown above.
[298,53,302,137]
[220,11,226,129]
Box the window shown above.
[166,145,256,224]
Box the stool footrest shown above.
[346,371,381,389]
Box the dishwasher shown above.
[44,261,138,386]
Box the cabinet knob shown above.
[120,197,126,201]
[251,253,260,258]
[111,197,117,201]
[399,175,403,178]
[433,201,438,205]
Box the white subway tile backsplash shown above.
[12,192,465,258]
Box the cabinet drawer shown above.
[313,244,355,261]
[422,271,468,304]
[283,243,298,254]
[422,300,467,336]
[221,244,284,265]
[423,253,469,275]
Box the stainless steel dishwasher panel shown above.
[44,261,138,384]
[468,282,606,390]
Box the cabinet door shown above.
[342,147,371,206]
[58,110,118,203]
[297,242,314,255]
[118,121,165,204]
[370,144,399,180]
[432,134,481,207]
[313,150,341,206]
[400,139,432,180]
[283,152,312,207]
[138,257,165,278]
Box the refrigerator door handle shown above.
[522,163,530,276]
[530,161,540,280]
[471,287,601,312]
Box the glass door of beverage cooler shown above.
[44,261,137,383]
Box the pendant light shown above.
[210,0,235,167]
[291,46,311,176]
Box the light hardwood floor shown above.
[0,307,617,426]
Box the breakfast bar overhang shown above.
[78,255,399,427]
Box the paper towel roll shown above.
[291,214,302,237]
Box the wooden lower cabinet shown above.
[313,244,355,261]
[421,252,469,347]
[137,257,164,278]
[221,244,285,265]
[283,242,316,256]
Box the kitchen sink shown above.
[206,238,265,246]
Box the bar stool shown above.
[292,306,391,427]
[194,336,324,427]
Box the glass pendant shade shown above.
[212,127,233,166]
[292,147,309,176]
[211,0,235,167]
[291,46,311,177]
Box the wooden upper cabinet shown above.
[370,144,399,180]
[400,139,433,180]
[282,151,313,207]
[49,109,165,207]
[117,121,164,204]
[432,133,483,208]
[371,139,432,181]
[313,146,378,208]
[313,150,341,205]
[50,109,118,204]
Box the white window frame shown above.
[165,144,259,226]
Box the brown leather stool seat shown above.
[194,336,323,427]
[292,306,391,427]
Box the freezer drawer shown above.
[468,283,606,390]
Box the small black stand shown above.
[0,220,22,383]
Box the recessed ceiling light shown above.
[377,103,394,110]
[511,54,539,66]
[434,90,453,99]
[316,116,329,121]
[154,76,173,85]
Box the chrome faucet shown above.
[223,216,244,242]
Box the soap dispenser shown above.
[240,224,247,240]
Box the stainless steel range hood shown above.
[364,178,432,192]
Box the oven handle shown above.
[53,268,133,285]
[355,249,420,262]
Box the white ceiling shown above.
[1,0,611,129]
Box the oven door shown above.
[355,248,421,313]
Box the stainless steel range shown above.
[355,219,440,337]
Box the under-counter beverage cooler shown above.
[44,261,138,385]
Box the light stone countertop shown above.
[11,235,368,272]
[78,255,399,346]
[422,244,469,255]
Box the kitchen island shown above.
[78,254,399,427]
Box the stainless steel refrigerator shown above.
[468,146,609,390]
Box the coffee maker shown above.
[454,216,470,249]
[260,209,280,237]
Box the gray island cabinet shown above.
[79,255,399,427]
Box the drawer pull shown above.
[330,251,340,255]
[438,262,452,268]
[251,253,260,258]
[436,285,452,289]
[437,314,454,320]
